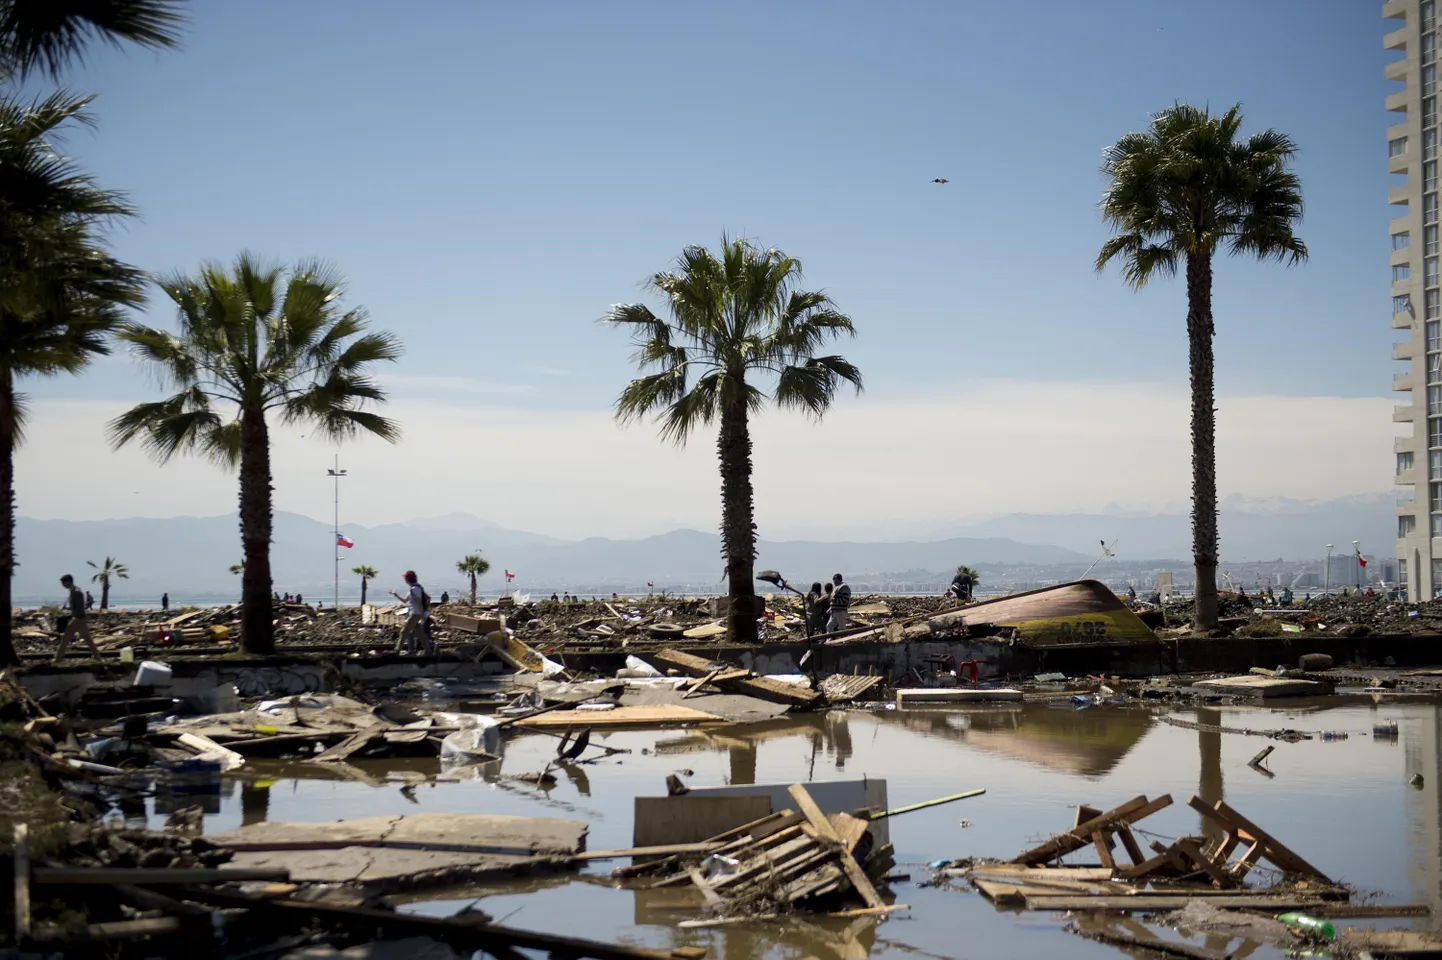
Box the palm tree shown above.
[87,556,128,609]
[109,256,402,654]
[0,0,183,79]
[951,565,979,602]
[457,553,489,605]
[606,238,862,644]
[0,94,144,665]
[228,562,244,575]
[352,564,377,608]
[1096,104,1305,632]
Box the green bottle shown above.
[1276,913,1337,940]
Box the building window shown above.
[1428,97,1438,129]
[1401,557,1410,587]
[1430,226,1441,255]
[1430,416,1442,447]
[1428,129,1438,160]
[1427,193,1439,224]
[1429,161,1440,191]
[1395,136,1412,158]
[1397,263,1413,283]
[1431,385,1442,415]
[1431,448,1442,477]
[1430,258,1440,288]
[1401,451,1417,475]
[1402,514,1418,537]
[1430,352,1442,383]
[1428,0,1438,31]
[1427,290,1439,318]
[1429,64,1439,96]
[1425,33,1437,65]
[1397,231,1412,250]
[1432,560,1442,595]
[1430,320,1441,351]
[1397,294,1416,314]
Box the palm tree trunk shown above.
[0,373,18,666]
[238,406,275,654]
[469,573,476,605]
[718,397,759,644]
[1186,252,1220,632]
[359,577,367,608]
[100,578,109,610]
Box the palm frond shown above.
[0,0,185,79]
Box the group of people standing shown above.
[803,573,852,637]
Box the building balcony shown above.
[1392,153,1412,174]
[1389,89,1411,113]
[1395,307,1416,328]
[1390,120,1413,141]
[1393,214,1415,236]
[1396,369,1418,391]
[1393,245,1413,265]
[1394,277,1417,298]
[1396,403,1418,421]
[1398,433,1418,453]
[1391,183,1412,205]
[1396,340,1416,360]
[1385,0,1409,19]
[1387,58,1410,82]
[1398,465,1419,486]
[1386,25,1411,50]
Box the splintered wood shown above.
[625,783,900,920]
[971,793,1345,913]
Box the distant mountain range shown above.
[13,492,1393,602]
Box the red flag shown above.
[1358,555,1368,568]
[505,569,515,581]
[336,533,354,549]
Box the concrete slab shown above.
[896,688,1024,704]
[1191,675,1333,699]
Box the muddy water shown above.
[156,697,1442,959]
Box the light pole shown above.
[327,456,347,610]
[1352,540,1362,590]
[1324,544,1333,596]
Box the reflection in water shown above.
[633,887,878,960]
[1196,707,1224,847]
[882,704,1155,777]
[1406,708,1442,921]
[240,780,270,826]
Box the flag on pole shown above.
[504,569,515,582]
[336,533,354,549]
[1357,553,1368,568]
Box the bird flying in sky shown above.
[931,178,949,184]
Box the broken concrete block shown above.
[1298,653,1334,671]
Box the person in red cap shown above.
[389,570,430,655]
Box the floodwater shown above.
[142,696,1442,959]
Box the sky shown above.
[12,0,1401,540]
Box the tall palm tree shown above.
[457,553,489,605]
[606,238,862,644]
[0,0,184,79]
[1096,104,1305,632]
[951,565,979,602]
[352,564,377,608]
[0,94,144,665]
[109,256,402,655]
[87,556,128,609]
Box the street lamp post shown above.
[1324,544,1333,596]
[1352,540,1362,590]
[327,456,347,610]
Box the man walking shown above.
[55,574,101,661]
[826,573,851,634]
[390,571,431,655]
[161,592,169,613]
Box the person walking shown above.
[826,573,851,633]
[161,592,169,613]
[85,591,94,611]
[55,574,101,661]
[805,581,828,637]
[390,571,430,655]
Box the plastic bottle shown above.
[1276,913,1336,940]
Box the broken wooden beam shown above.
[652,649,823,708]
[33,867,291,885]
[1011,795,1172,865]
[1185,795,1332,884]
[788,783,885,910]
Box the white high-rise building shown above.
[1389,0,1439,600]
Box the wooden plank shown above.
[513,705,727,729]
[1116,825,1146,865]
[1074,805,1102,828]
[1228,838,1266,881]
[311,729,381,763]
[1013,795,1172,865]
[30,918,183,942]
[654,649,823,707]
[1187,796,1331,883]
[633,795,773,849]
[830,813,870,853]
[687,868,724,910]
[1173,837,1237,889]
[574,843,723,861]
[1023,894,1335,912]
[1092,832,1116,870]
[961,866,1116,881]
[788,783,885,910]
[681,669,721,699]
[12,824,28,941]
[33,867,290,885]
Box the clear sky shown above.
[13,0,1400,539]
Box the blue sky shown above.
[12,0,1403,535]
